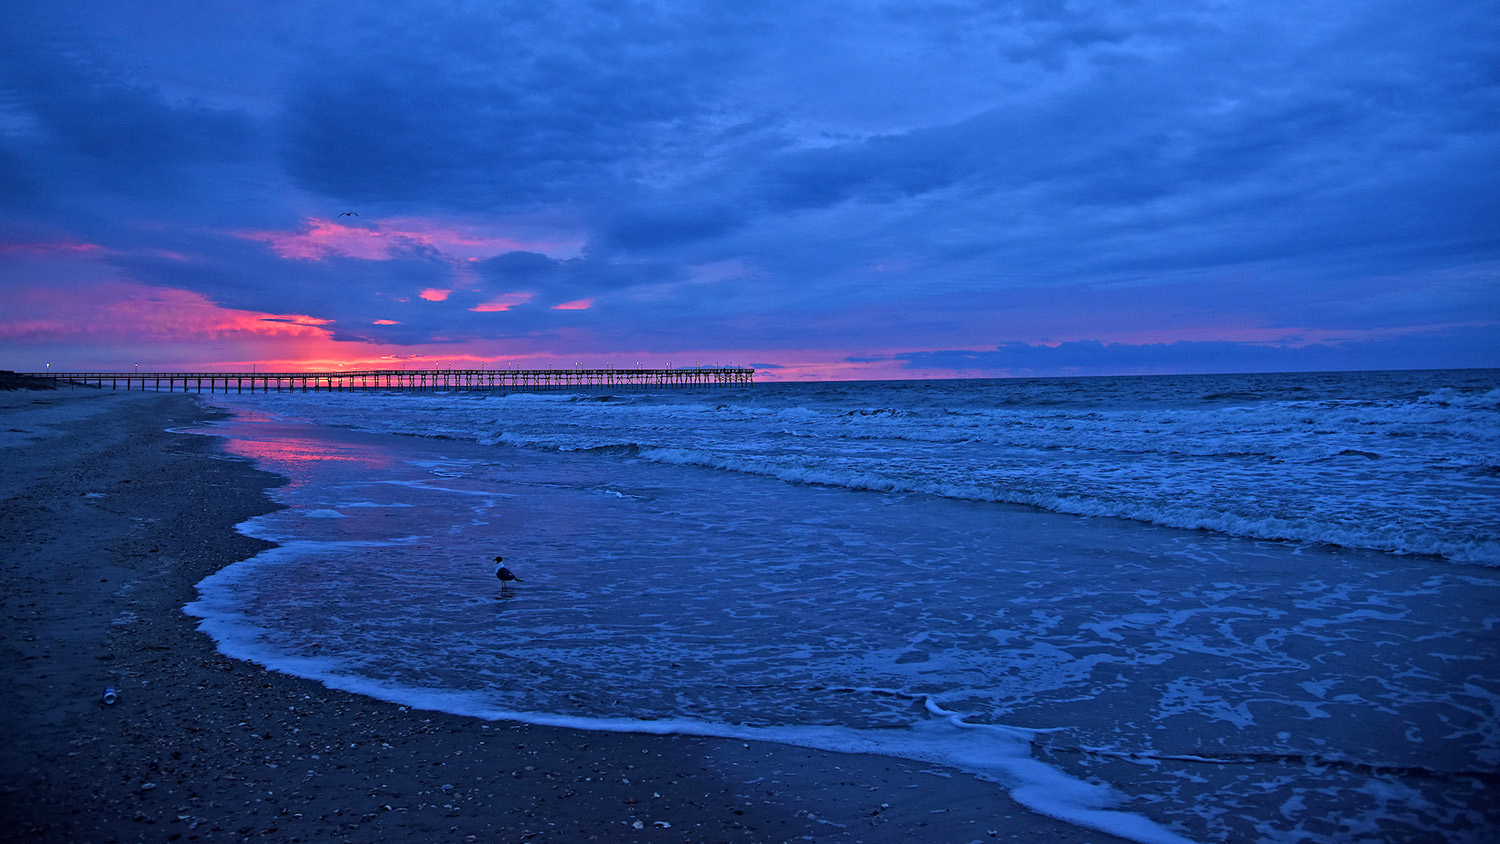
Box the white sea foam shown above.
[187,567,1199,844]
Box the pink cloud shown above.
[470,292,536,313]
[373,319,400,325]
[553,298,593,311]
[0,279,385,370]
[0,281,337,342]
[0,240,105,256]
[236,217,583,263]
[418,288,451,302]
[0,279,478,372]
[237,219,388,260]
[746,355,909,382]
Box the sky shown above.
[0,1,1495,381]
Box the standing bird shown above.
[494,556,522,591]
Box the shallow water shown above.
[189,372,1500,843]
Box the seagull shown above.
[494,556,522,590]
[338,211,359,217]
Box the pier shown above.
[20,367,754,394]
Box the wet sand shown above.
[0,388,1110,843]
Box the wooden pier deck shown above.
[20,367,754,394]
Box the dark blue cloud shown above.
[276,2,752,212]
[598,198,749,251]
[0,13,256,207]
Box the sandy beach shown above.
[0,387,1105,844]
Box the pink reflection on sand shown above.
[221,427,394,490]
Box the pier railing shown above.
[21,367,754,394]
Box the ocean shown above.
[187,369,1500,843]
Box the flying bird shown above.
[494,556,522,589]
[338,211,358,217]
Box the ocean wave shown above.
[633,445,1500,566]
[207,370,1500,567]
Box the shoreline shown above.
[0,389,1107,843]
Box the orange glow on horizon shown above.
[0,279,374,370]
[9,265,1422,382]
